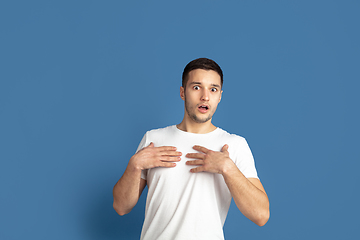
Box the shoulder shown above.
[136,126,175,151]
[145,125,175,137]
[216,127,247,144]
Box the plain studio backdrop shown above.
[1,1,359,239]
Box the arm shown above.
[113,143,182,216]
[112,161,147,216]
[221,162,269,226]
[185,145,269,226]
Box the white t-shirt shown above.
[137,125,258,240]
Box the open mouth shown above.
[198,105,209,112]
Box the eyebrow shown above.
[189,82,221,88]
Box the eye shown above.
[193,86,200,90]
[211,88,218,92]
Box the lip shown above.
[197,104,209,113]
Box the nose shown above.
[201,89,209,101]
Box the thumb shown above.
[221,144,229,153]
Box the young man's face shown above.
[180,69,223,124]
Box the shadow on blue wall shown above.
[85,181,147,239]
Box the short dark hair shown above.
[182,58,223,89]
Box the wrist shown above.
[129,156,143,172]
[221,159,236,176]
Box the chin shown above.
[192,114,213,123]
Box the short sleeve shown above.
[233,137,259,179]
[136,133,148,180]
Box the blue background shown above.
[1,1,359,239]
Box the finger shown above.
[186,153,205,159]
[190,166,205,173]
[186,160,204,165]
[148,142,154,147]
[160,156,181,162]
[221,144,229,152]
[193,145,210,153]
[160,162,177,168]
[161,151,182,157]
[157,146,178,151]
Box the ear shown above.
[180,86,185,100]
[218,90,223,103]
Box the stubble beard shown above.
[184,98,214,124]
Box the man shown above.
[113,58,269,240]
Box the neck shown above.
[176,117,217,134]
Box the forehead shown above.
[186,69,222,87]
